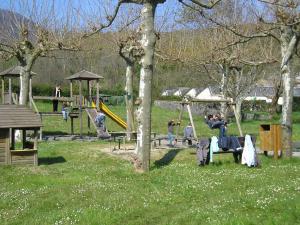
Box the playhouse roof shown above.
[0,105,42,129]
[0,66,37,77]
[65,70,104,81]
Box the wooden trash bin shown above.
[259,124,282,159]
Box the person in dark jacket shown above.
[52,85,61,112]
[205,113,242,163]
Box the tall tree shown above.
[0,0,80,104]
[118,31,143,140]
[0,0,125,105]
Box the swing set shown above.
[174,97,243,140]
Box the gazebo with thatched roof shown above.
[0,65,36,105]
[65,70,104,137]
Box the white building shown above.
[195,86,223,100]
[185,88,205,98]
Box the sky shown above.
[0,0,181,30]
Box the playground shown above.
[1,0,300,224]
[1,91,300,224]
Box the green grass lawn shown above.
[1,141,300,225]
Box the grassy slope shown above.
[0,141,299,225]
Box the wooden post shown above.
[70,81,73,107]
[39,114,43,140]
[187,104,197,139]
[34,129,38,150]
[1,77,4,104]
[79,80,83,138]
[232,104,243,137]
[11,128,15,150]
[22,129,26,149]
[88,80,92,106]
[71,117,74,135]
[8,78,12,104]
[87,80,91,131]
[5,129,11,165]
[29,77,32,108]
[33,129,38,166]
[96,80,100,111]
[175,103,184,139]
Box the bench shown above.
[209,136,256,163]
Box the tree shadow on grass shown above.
[39,156,66,165]
[152,148,183,169]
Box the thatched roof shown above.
[65,70,104,81]
[0,105,42,129]
[0,66,36,77]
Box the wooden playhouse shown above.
[0,105,42,166]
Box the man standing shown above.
[52,84,61,112]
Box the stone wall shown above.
[154,100,220,116]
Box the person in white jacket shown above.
[242,135,259,167]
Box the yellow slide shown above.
[91,102,127,129]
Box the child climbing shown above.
[61,102,69,121]
[95,110,106,132]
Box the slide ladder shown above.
[85,108,99,130]
[85,107,111,137]
[91,102,127,129]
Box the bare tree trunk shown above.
[19,66,31,105]
[220,64,228,120]
[135,2,157,172]
[280,27,296,158]
[125,63,135,140]
[235,98,242,124]
[281,62,294,157]
[270,79,282,117]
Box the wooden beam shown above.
[232,104,243,137]
[190,98,231,103]
[33,96,74,101]
[187,104,197,139]
[175,103,184,139]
